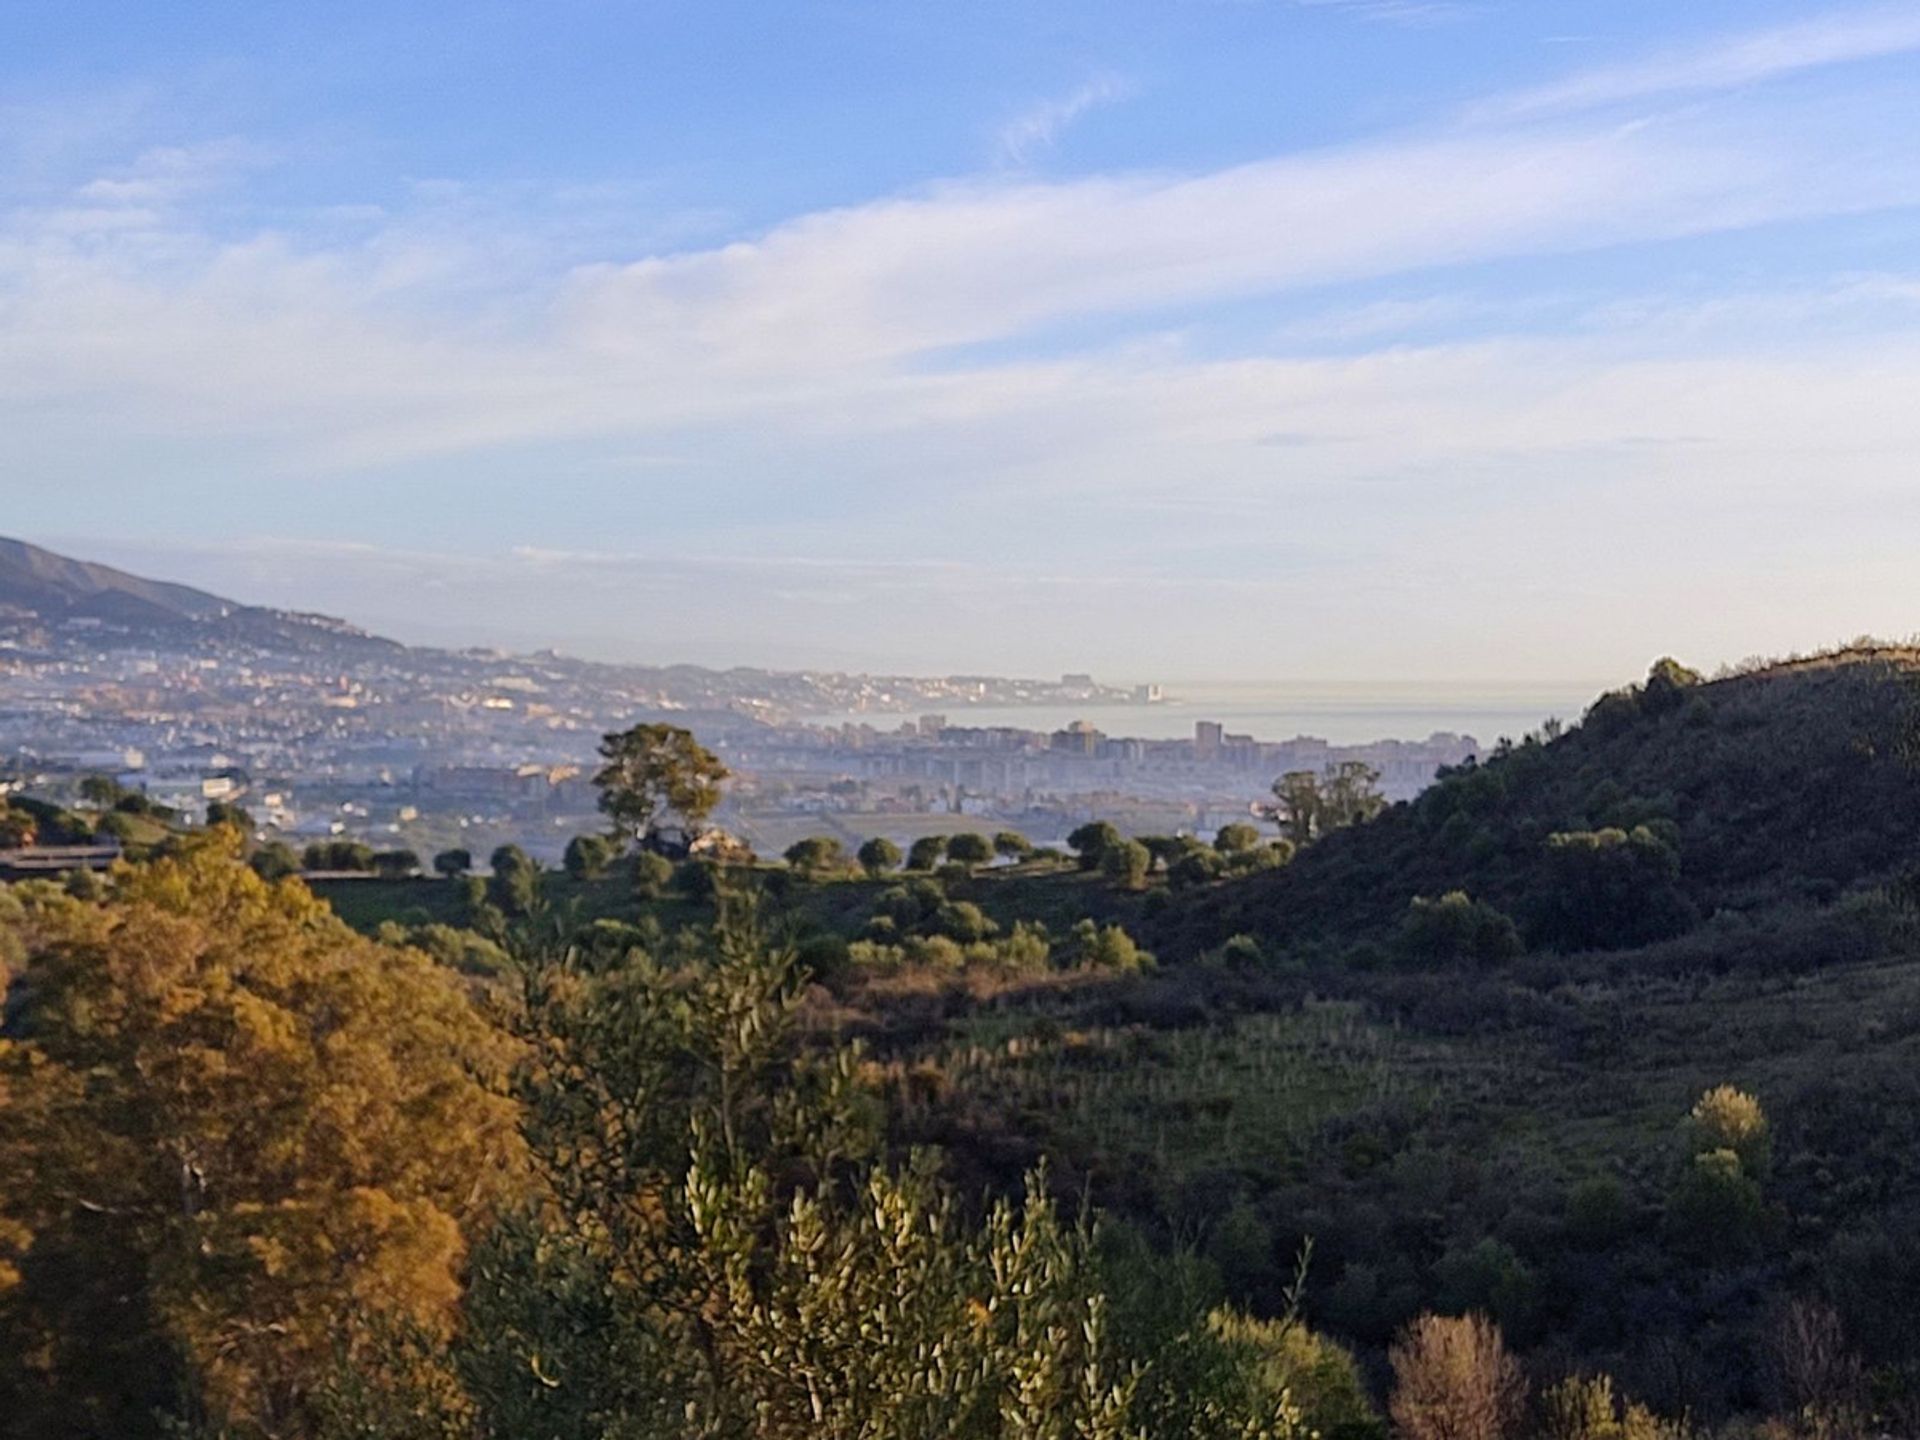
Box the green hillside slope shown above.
[1159,648,1920,966]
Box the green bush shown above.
[1208,1309,1388,1440]
[1068,821,1122,871]
[632,849,675,897]
[856,836,902,875]
[563,833,616,880]
[1169,848,1227,890]
[783,835,848,876]
[1530,826,1690,951]
[905,835,948,871]
[1666,1149,1762,1262]
[946,833,994,870]
[1399,892,1523,967]
[1213,823,1262,855]
[1102,839,1152,892]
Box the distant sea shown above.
[798,679,1608,749]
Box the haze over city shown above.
[6,1,1920,678]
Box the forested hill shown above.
[1158,648,1920,964]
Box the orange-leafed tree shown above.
[0,834,522,1438]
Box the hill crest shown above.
[0,537,396,653]
[1160,647,1920,965]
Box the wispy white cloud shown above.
[1471,5,1920,123]
[73,137,267,207]
[996,75,1133,165]
[10,10,1920,677]
[1293,0,1477,23]
[1,74,1914,474]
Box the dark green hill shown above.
[1158,649,1920,964]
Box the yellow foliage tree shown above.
[1687,1084,1770,1177]
[0,836,522,1438]
[1389,1311,1527,1440]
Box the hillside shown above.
[0,535,398,653]
[19,653,1920,1427]
[1158,649,1920,967]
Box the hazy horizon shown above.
[8,2,1920,678]
[11,527,1641,696]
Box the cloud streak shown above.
[1471,4,1920,123]
[8,9,1920,677]
[996,75,1133,165]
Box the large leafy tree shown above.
[0,836,522,1438]
[1264,762,1384,846]
[594,723,731,845]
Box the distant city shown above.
[0,537,1478,862]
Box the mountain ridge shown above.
[0,536,398,654]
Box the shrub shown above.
[1228,842,1292,875]
[794,932,853,987]
[304,840,376,872]
[872,880,945,932]
[1389,1312,1526,1440]
[1071,919,1153,971]
[1169,848,1226,890]
[783,835,847,876]
[1208,1309,1389,1440]
[1205,1202,1274,1295]
[1531,826,1691,951]
[563,833,616,880]
[1687,1084,1771,1178]
[488,855,539,915]
[1102,839,1152,892]
[945,833,993,870]
[931,900,997,944]
[1432,1239,1538,1337]
[63,866,105,901]
[372,849,421,879]
[905,835,947,871]
[402,922,514,978]
[856,836,902,876]
[905,934,968,969]
[993,831,1033,862]
[1067,821,1122,870]
[1666,1149,1762,1262]
[249,842,300,882]
[1219,934,1264,968]
[1564,1176,1632,1249]
[1213,823,1262,855]
[1539,1374,1674,1440]
[998,921,1052,971]
[1400,892,1523,967]
[675,857,720,899]
[631,850,674,898]
[1640,656,1703,717]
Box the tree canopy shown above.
[0,836,521,1437]
[594,723,730,844]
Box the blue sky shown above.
[5,1,1920,681]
